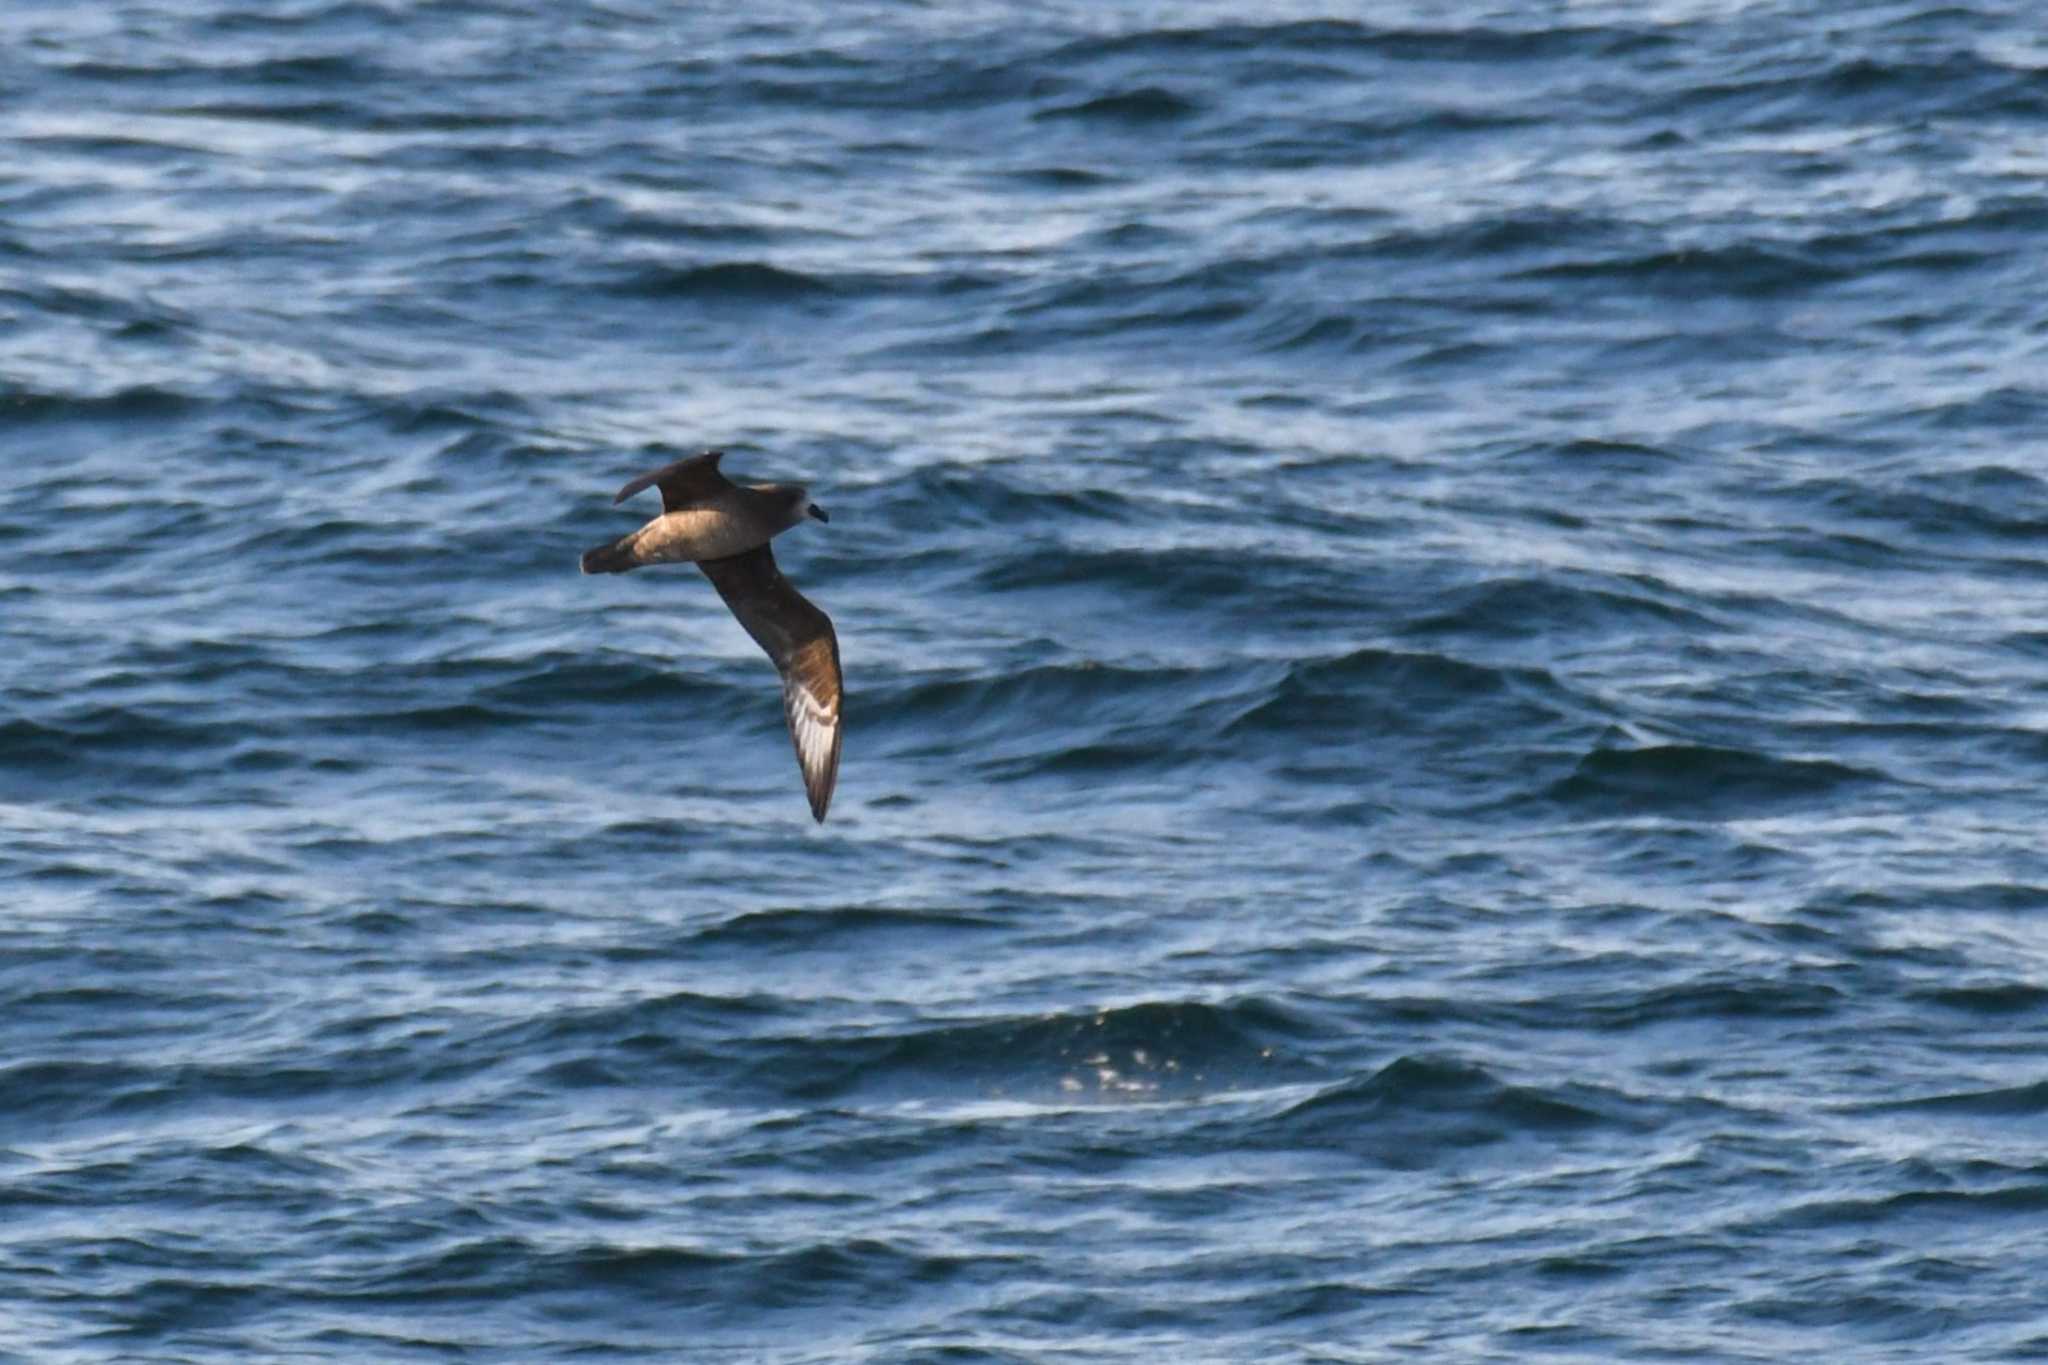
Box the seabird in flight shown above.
[581,449,841,822]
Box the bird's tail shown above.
[580,534,639,574]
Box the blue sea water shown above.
[6,0,2048,1358]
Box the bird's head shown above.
[763,483,829,528]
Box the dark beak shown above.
[808,504,829,523]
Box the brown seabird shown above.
[581,450,841,822]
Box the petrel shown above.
[581,450,841,822]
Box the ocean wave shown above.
[1546,742,1888,815]
[1914,983,2048,1016]
[354,1233,977,1317]
[1224,646,1587,743]
[972,543,1359,616]
[1519,244,1849,299]
[470,990,777,1073]
[1044,19,1668,67]
[870,464,1143,530]
[1758,1182,2048,1235]
[0,1049,429,1129]
[0,385,204,423]
[602,260,847,302]
[1397,573,1718,640]
[559,193,782,246]
[771,997,1321,1104]
[864,659,1250,745]
[1034,87,1201,124]
[475,655,726,709]
[0,710,239,770]
[1778,464,2048,544]
[1855,1079,2048,1116]
[1548,976,1848,1030]
[688,904,1010,948]
[1240,1055,1657,1159]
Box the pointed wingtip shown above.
[801,738,839,825]
[613,449,725,506]
[805,754,837,822]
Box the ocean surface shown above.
[6,1,2048,1359]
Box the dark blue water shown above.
[7,1,2048,1358]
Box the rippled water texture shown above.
[7,1,2048,1359]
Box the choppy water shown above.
[7,1,2048,1359]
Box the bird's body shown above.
[581,460,817,572]
[616,503,777,566]
[581,450,842,822]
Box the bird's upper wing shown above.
[613,450,733,512]
[696,543,842,822]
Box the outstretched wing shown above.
[697,543,842,823]
[613,450,732,513]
